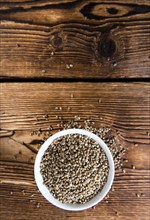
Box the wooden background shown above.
[0,0,150,220]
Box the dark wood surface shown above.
[0,0,150,219]
[0,83,150,220]
[0,0,150,79]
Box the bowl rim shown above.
[34,128,114,211]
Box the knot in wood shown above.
[50,34,63,51]
[107,8,118,15]
[98,35,116,58]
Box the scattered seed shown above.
[14,154,17,159]
[132,165,136,169]
[66,64,70,69]
[22,190,25,195]
[136,193,140,198]
[111,187,115,191]
[10,191,13,195]
[113,61,117,67]
[51,51,54,56]
[74,115,80,121]
[134,143,138,147]
[36,202,40,208]
[70,94,74,98]
[30,194,34,197]
[66,64,73,69]
[122,169,126,173]
[115,211,119,215]
[36,117,39,121]
[98,99,101,103]
[105,200,109,203]
[48,125,53,131]
[105,195,109,199]
[55,107,59,110]
[16,44,20,47]
[37,132,40,137]
[43,114,48,119]
[42,70,46,73]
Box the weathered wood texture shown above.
[0,82,150,220]
[0,0,150,79]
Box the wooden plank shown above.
[0,0,150,79]
[0,82,149,220]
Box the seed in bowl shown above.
[40,134,109,204]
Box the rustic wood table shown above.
[0,1,150,220]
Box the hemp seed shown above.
[136,193,140,198]
[40,134,109,204]
[31,115,126,204]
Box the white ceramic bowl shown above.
[34,129,114,211]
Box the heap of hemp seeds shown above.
[40,134,109,204]
[38,116,125,204]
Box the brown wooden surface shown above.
[0,0,150,79]
[0,83,150,220]
[0,0,150,219]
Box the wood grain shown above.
[0,1,150,219]
[0,82,149,220]
[0,0,150,79]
